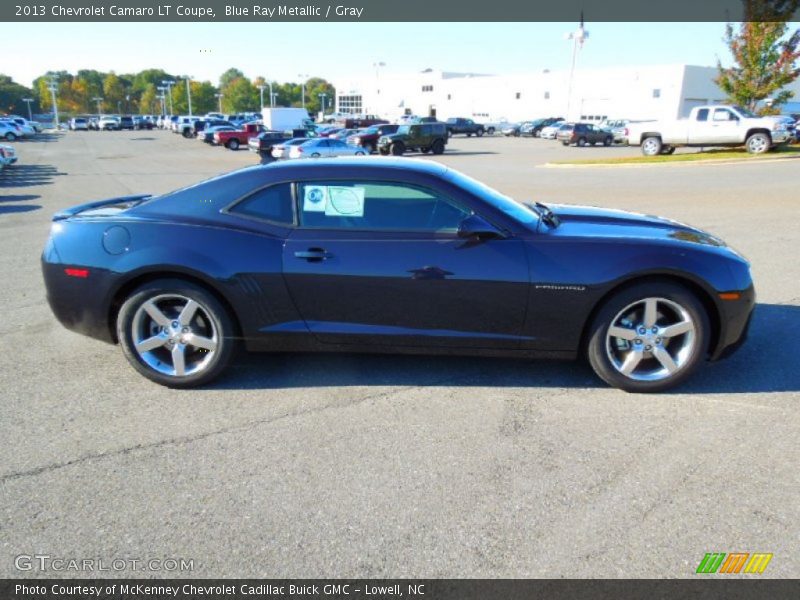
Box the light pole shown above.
[47,77,59,127]
[297,73,309,109]
[257,85,266,109]
[125,94,130,114]
[157,94,165,117]
[318,93,328,117]
[22,97,34,121]
[161,80,176,115]
[92,96,103,115]
[270,92,278,107]
[215,93,223,113]
[564,14,589,122]
[183,76,193,116]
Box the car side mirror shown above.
[457,214,504,239]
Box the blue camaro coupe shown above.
[42,159,754,392]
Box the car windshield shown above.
[444,169,540,229]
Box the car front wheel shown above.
[586,282,709,393]
[117,279,235,388]
[746,132,770,154]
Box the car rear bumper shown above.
[41,259,118,344]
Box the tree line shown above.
[1,67,335,116]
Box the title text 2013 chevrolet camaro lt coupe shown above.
[41,159,754,392]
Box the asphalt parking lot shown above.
[1,130,798,578]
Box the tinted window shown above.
[297,181,470,232]
[696,109,709,122]
[229,183,294,225]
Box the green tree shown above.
[222,77,259,112]
[305,77,336,115]
[138,83,158,114]
[0,75,34,114]
[716,0,800,113]
[219,68,245,91]
[102,73,126,110]
[190,81,219,114]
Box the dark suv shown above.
[445,118,485,137]
[377,123,448,156]
[556,123,613,147]
[119,116,135,130]
[346,124,399,153]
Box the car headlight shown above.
[353,137,361,143]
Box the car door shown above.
[282,179,530,349]
[709,107,742,143]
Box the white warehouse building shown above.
[334,64,800,123]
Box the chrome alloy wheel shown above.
[130,294,218,377]
[605,297,696,382]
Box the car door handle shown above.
[294,248,331,261]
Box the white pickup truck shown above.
[626,105,791,156]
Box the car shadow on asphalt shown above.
[17,132,61,143]
[0,164,66,187]
[210,303,799,395]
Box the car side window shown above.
[228,183,294,226]
[696,109,710,122]
[297,181,471,232]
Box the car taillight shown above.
[297,147,304,153]
[64,268,89,278]
[624,128,629,136]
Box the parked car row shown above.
[0,115,40,141]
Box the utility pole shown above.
[298,73,309,109]
[47,76,59,127]
[22,98,34,121]
[161,80,176,115]
[92,96,103,115]
[215,93,223,113]
[564,13,589,122]
[184,76,193,116]
[258,85,266,110]
[318,93,328,116]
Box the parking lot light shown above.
[298,73,309,109]
[161,80,176,115]
[22,97,34,121]
[183,76,194,116]
[92,96,103,115]
[257,85,266,110]
[215,93,223,113]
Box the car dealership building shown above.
[334,64,800,123]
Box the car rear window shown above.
[228,183,294,226]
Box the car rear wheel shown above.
[660,145,676,155]
[391,142,405,156]
[586,282,709,393]
[431,140,445,155]
[641,136,663,156]
[117,279,235,388]
[355,150,365,156]
[476,129,484,137]
[603,136,612,146]
[227,139,240,150]
[420,147,430,154]
[5,132,16,141]
[577,137,587,147]
[487,127,495,135]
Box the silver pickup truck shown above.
[626,105,791,156]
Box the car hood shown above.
[545,203,728,249]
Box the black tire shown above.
[577,137,587,147]
[420,147,430,154]
[431,139,445,155]
[355,150,365,156]
[227,139,239,150]
[466,133,472,137]
[116,279,236,388]
[514,131,520,137]
[603,136,612,147]
[641,136,663,156]
[311,152,321,158]
[487,127,495,135]
[562,141,569,146]
[378,147,390,156]
[476,129,484,137]
[391,142,405,156]
[586,281,710,393]
[368,142,377,154]
[5,132,16,141]
[182,129,192,138]
[660,145,676,155]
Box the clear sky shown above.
[1,21,766,87]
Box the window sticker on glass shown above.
[325,186,365,217]
[303,185,328,212]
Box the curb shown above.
[542,154,800,169]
